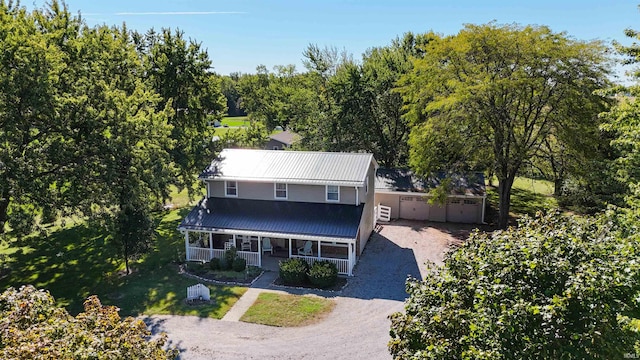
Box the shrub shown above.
[223,247,237,270]
[232,257,246,272]
[279,258,309,285]
[209,258,221,270]
[308,261,338,288]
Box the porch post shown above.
[318,240,322,258]
[288,238,292,258]
[258,236,262,267]
[348,242,354,276]
[185,231,190,261]
[208,232,214,260]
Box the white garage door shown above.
[447,198,479,223]
[399,196,430,220]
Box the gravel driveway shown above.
[145,221,476,360]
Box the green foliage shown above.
[307,260,338,288]
[209,257,221,270]
[401,23,611,228]
[0,285,178,359]
[388,212,640,359]
[279,258,309,285]
[223,247,237,271]
[232,257,247,272]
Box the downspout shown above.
[355,187,359,205]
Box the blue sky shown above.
[29,1,640,79]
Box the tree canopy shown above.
[389,212,640,359]
[400,23,612,227]
[0,285,177,359]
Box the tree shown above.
[401,23,611,228]
[137,28,227,195]
[388,212,640,359]
[0,285,177,359]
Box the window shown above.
[464,199,477,205]
[326,185,339,202]
[225,181,237,197]
[274,183,287,199]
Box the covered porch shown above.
[182,229,357,276]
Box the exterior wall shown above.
[265,139,286,150]
[374,192,401,219]
[207,180,358,205]
[356,162,377,255]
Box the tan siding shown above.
[374,192,401,219]
[208,181,225,197]
[357,162,377,255]
[288,184,325,202]
[340,186,356,205]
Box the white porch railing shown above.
[293,255,350,276]
[187,247,260,267]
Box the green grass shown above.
[0,207,246,318]
[485,176,558,222]
[240,292,336,327]
[221,116,249,127]
[165,185,204,209]
[213,127,245,136]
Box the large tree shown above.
[389,212,640,359]
[401,23,611,228]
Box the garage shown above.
[399,196,430,220]
[375,168,486,224]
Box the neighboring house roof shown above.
[268,130,301,146]
[179,197,364,239]
[200,149,377,187]
[375,168,486,197]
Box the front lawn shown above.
[0,207,246,318]
[240,292,336,327]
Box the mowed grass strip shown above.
[240,292,335,327]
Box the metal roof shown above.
[179,197,363,239]
[200,149,376,186]
[375,168,486,197]
[268,131,301,145]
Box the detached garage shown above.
[374,168,486,224]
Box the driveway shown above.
[145,221,477,360]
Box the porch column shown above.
[288,238,292,258]
[258,236,262,267]
[348,242,355,276]
[208,232,213,260]
[318,241,322,258]
[185,231,190,261]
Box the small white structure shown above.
[187,283,210,301]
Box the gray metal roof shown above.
[268,131,301,145]
[200,149,376,186]
[179,197,363,239]
[375,168,486,197]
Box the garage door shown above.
[400,196,430,220]
[446,198,479,223]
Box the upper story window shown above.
[274,183,288,199]
[326,185,339,202]
[225,181,238,197]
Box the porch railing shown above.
[293,255,351,276]
[186,247,260,267]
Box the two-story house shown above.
[178,148,377,276]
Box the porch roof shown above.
[179,198,363,239]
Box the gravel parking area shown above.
[146,220,479,360]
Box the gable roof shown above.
[200,149,376,187]
[268,130,301,145]
[375,168,486,197]
[179,197,363,240]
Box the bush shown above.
[279,258,309,285]
[232,257,246,272]
[223,247,237,270]
[209,258,221,270]
[308,261,338,288]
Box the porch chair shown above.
[241,236,251,251]
[297,241,313,256]
[262,238,273,255]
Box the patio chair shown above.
[262,237,273,255]
[241,237,251,251]
[297,241,313,256]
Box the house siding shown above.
[207,180,358,205]
[374,192,401,219]
[356,162,376,255]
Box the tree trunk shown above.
[124,237,130,275]
[554,177,564,196]
[0,192,9,234]
[497,176,515,229]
